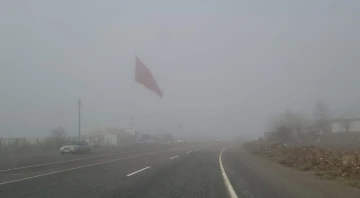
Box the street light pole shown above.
[78,99,81,140]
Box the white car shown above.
[60,140,90,154]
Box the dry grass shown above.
[247,142,360,188]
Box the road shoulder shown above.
[223,147,360,198]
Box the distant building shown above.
[331,118,360,133]
[83,128,135,147]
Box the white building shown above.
[83,128,135,147]
[331,118,360,133]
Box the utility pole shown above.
[78,99,81,140]
[130,116,134,129]
[131,116,138,142]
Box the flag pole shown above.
[132,54,137,141]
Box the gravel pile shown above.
[254,143,360,180]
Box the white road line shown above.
[169,156,178,159]
[126,166,151,177]
[0,150,167,186]
[0,149,150,173]
[186,151,192,154]
[219,148,239,198]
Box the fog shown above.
[1,1,359,139]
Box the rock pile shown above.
[254,143,360,180]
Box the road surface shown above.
[0,143,359,198]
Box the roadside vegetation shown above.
[246,142,360,188]
[244,101,360,189]
[0,126,69,155]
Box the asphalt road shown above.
[1,142,350,198]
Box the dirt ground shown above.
[235,145,360,198]
[244,137,360,189]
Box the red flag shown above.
[135,56,163,98]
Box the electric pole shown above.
[130,116,134,129]
[78,99,81,140]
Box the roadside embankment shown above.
[244,141,360,188]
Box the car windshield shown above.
[68,141,82,145]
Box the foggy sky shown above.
[1,0,359,139]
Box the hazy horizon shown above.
[1,0,359,139]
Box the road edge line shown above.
[219,148,239,198]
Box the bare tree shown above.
[49,126,68,147]
[341,118,351,132]
[50,126,67,139]
[313,100,332,133]
[283,110,310,134]
[267,110,310,142]
[313,100,332,120]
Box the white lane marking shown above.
[0,149,150,173]
[186,151,192,154]
[126,166,151,177]
[0,150,168,186]
[169,156,178,159]
[219,148,239,198]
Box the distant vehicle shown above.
[60,140,90,154]
[177,139,185,143]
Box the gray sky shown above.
[1,0,359,138]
